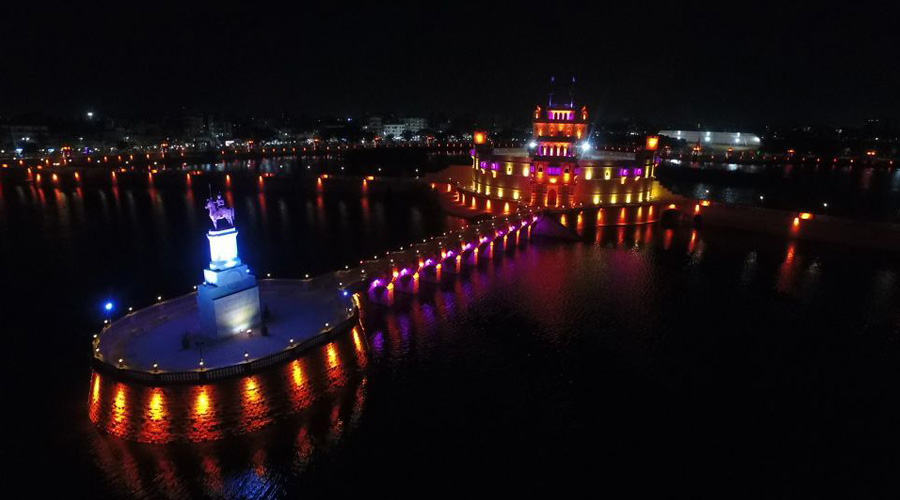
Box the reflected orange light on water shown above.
[148,389,165,421]
[195,387,210,416]
[291,359,305,387]
[352,328,363,352]
[240,376,271,433]
[92,372,101,404]
[190,385,221,441]
[90,320,366,446]
[113,385,127,423]
[140,388,170,443]
[89,373,102,424]
[244,376,261,403]
[327,343,339,369]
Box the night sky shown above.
[2,2,898,126]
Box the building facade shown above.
[468,100,662,210]
[658,130,761,151]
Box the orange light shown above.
[645,136,659,151]
[195,387,210,416]
[291,360,304,387]
[327,344,339,368]
[668,204,677,209]
[799,212,813,220]
[473,131,487,145]
[700,200,711,207]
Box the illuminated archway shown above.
[546,188,557,207]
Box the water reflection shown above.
[88,330,368,497]
[90,329,366,444]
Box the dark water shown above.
[660,160,900,222]
[5,166,900,497]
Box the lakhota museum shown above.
[464,94,666,224]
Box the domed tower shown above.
[529,77,589,207]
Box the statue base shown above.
[197,228,261,339]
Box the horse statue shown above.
[205,194,235,229]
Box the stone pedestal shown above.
[197,227,261,339]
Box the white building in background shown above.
[402,117,427,133]
[378,118,427,139]
[382,123,407,138]
[659,130,762,151]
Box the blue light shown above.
[104,301,114,312]
[342,291,349,297]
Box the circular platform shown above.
[94,279,356,376]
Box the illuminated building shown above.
[469,89,662,209]
[658,130,761,151]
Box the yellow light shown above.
[327,344,339,368]
[113,385,127,424]
[291,360,304,386]
[353,329,363,352]
[799,212,813,220]
[593,195,600,204]
[148,390,165,421]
